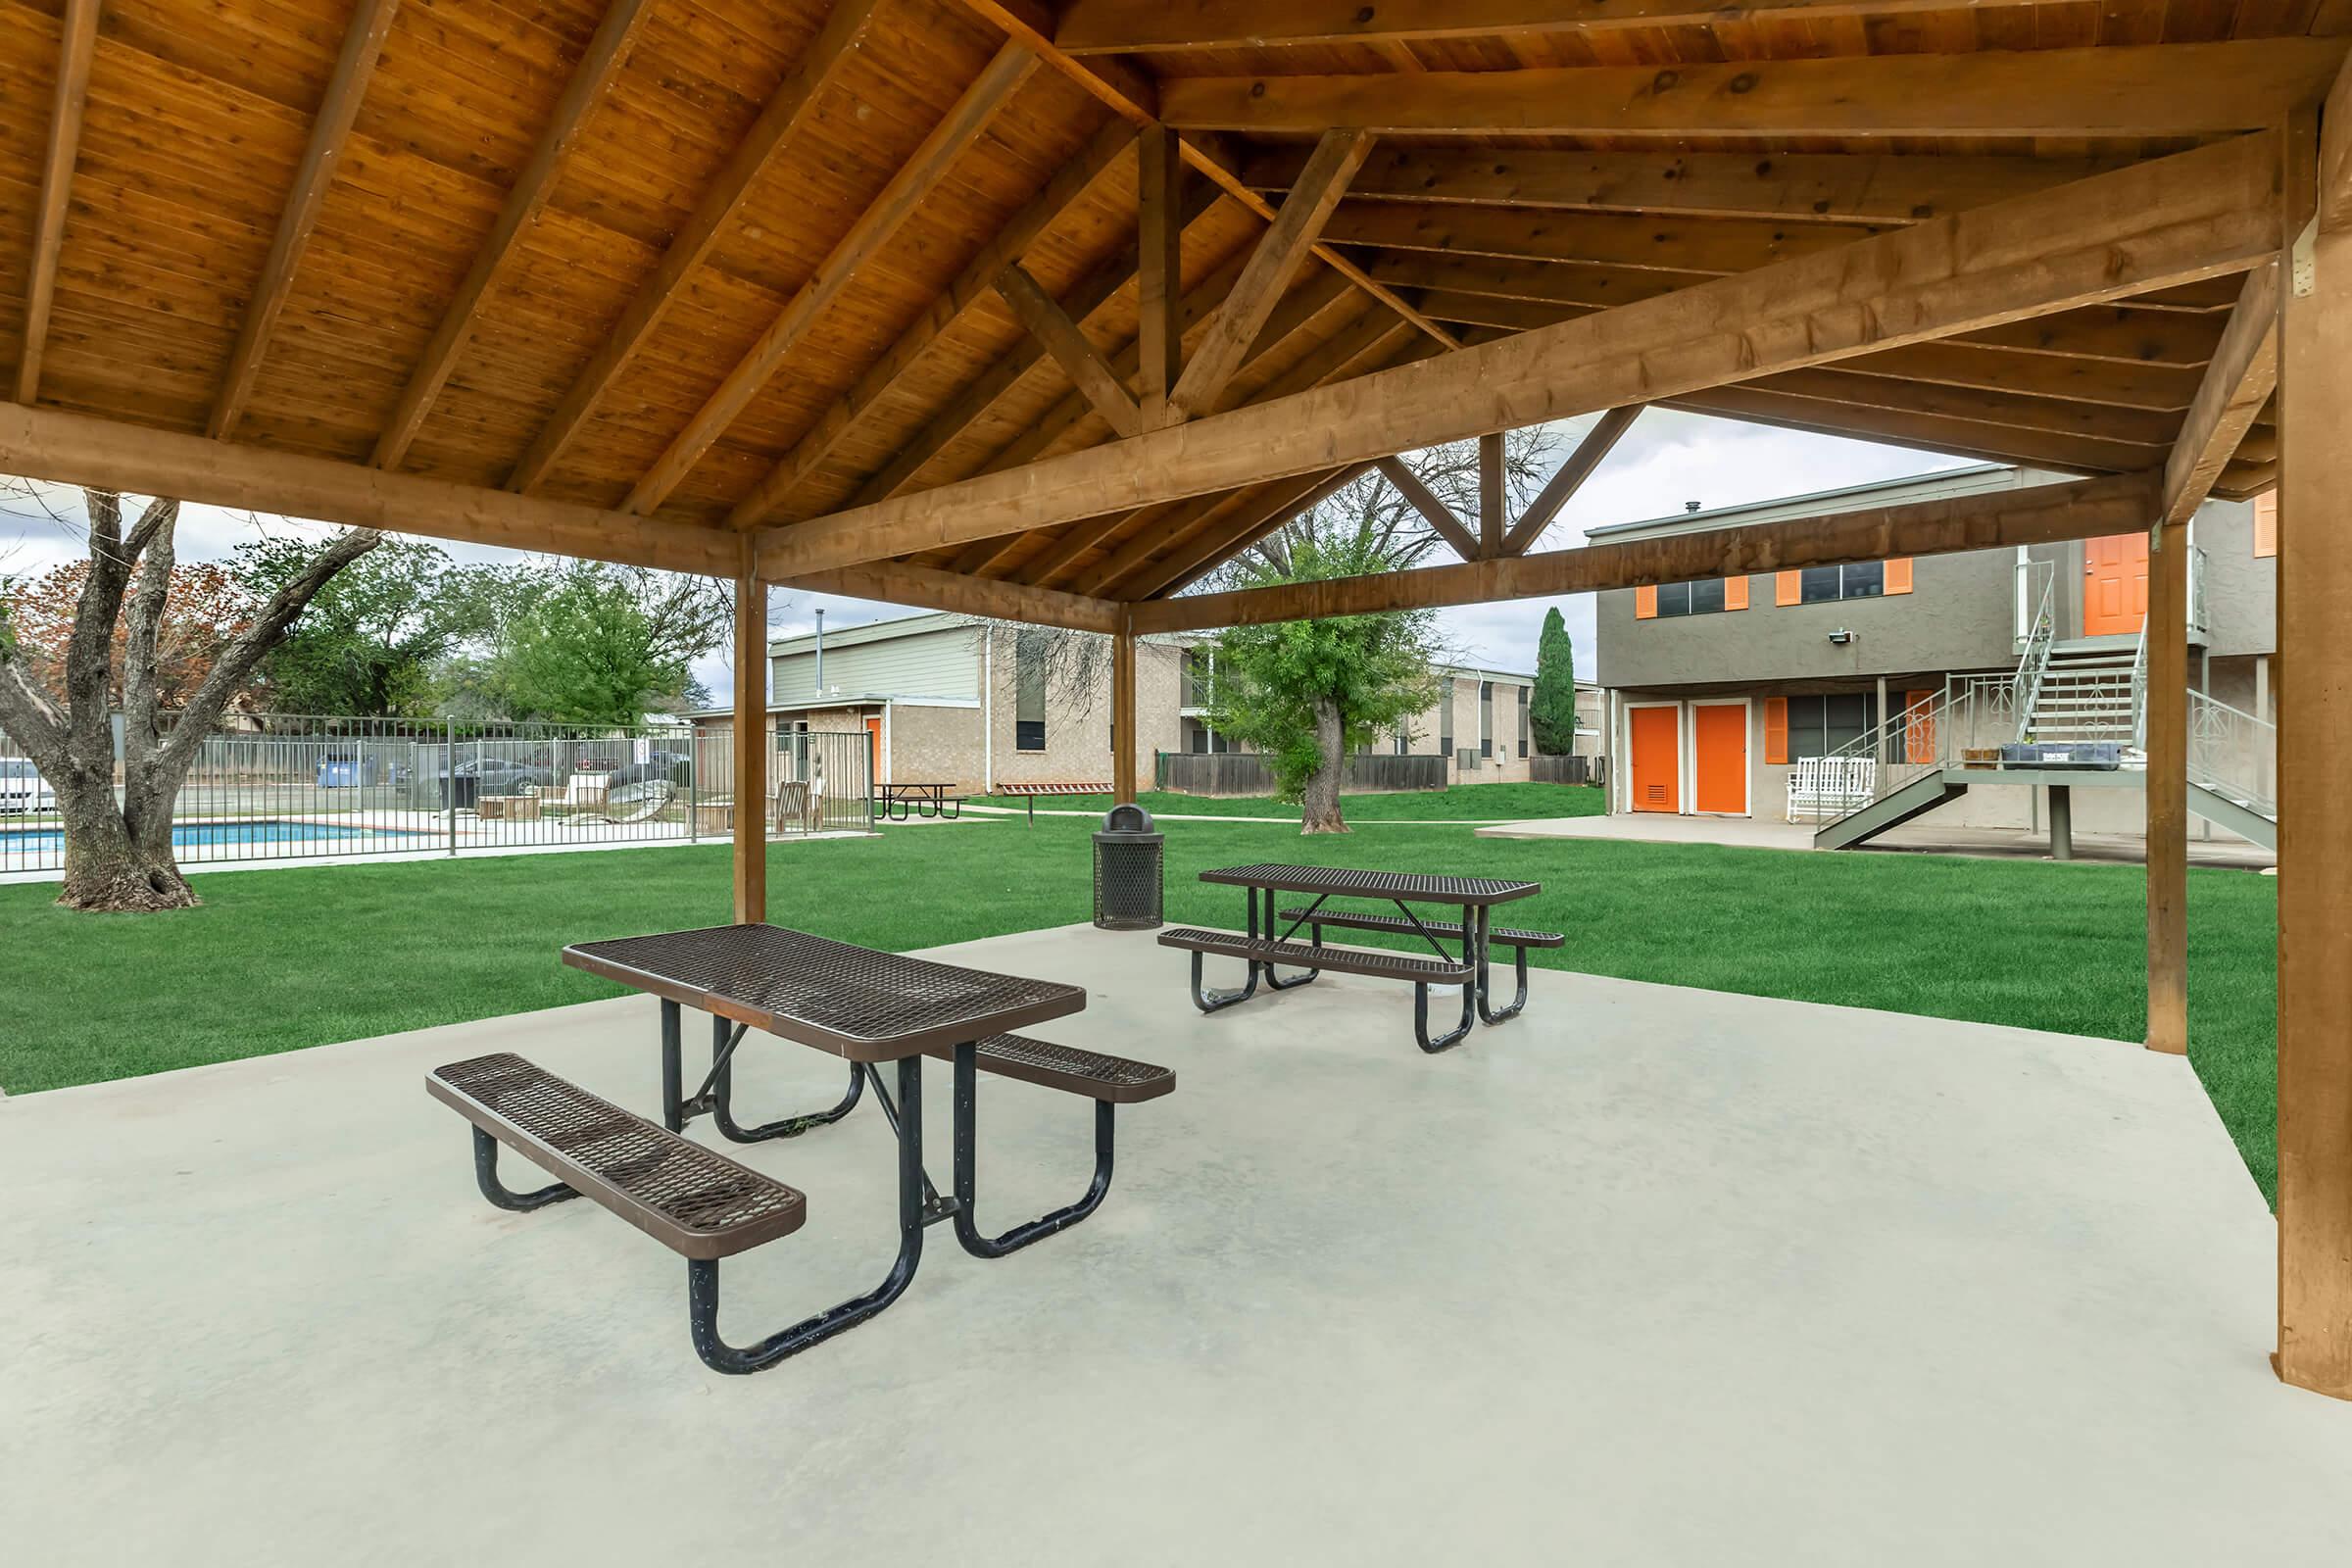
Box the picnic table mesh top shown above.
[563,924,1086,1058]
[1198,864,1540,906]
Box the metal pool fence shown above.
[0,713,874,874]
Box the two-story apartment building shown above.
[1593,466,2277,843]
[704,613,1569,796]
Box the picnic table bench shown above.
[427,923,1170,1375]
[1160,864,1551,1053]
[990,780,1111,822]
[873,781,959,821]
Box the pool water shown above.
[0,819,432,856]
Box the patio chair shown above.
[575,778,674,826]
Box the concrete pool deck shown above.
[2,923,2341,1564]
[1479,809,2277,868]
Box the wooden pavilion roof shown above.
[0,0,2338,623]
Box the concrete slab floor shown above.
[1481,811,2276,869]
[2,924,2344,1565]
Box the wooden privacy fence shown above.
[1156,751,1446,797]
[1531,754,1606,786]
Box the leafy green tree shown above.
[482,561,729,725]
[234,536,490,716]
[1203,529,1444,834]
[1529,605,1579,756]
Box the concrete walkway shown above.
[1479,810,2277,869]
[2,925,2340,1564]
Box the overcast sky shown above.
[1,411,1970,704]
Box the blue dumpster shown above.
[318,759,362,787]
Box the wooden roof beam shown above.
[2326,49,2352,233]
[1131,472,2161,632]
[1502,405,1642,556]
[1240,145,2129,226]
[1157,40,2349,137]
[624,43,1037,514]
[1665,385,2162,476]
[759,131,2282,578]
[724,120,1133,530]
[1327,203,1886,276]
[208,0,402,440]
[15,0,97,406]
[1136,124,1186,428]
[1169,128,1375,420]
[0,405,736,576]
[506,0,883,493]
[1145,465,1379,600]
[994,263,1143,436]
[780,560,1119,634]
[1374,456,1481,559]
[371,0,657,470]
[1057,0,2048,54]
[2159,264,2282,529]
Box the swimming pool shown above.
[0,819,434,857]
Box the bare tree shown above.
[0,486,377,910]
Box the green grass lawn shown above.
[1005,780,1607,820]
[0,813,2278,1201]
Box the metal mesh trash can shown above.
[1092,804,1164,930]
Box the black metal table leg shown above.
[1188,881,1263,1011]
[702,1014,864,1143]
[686,1054,929,1375]
[1413,901,1477,1053]
[1260,885,1319,990]
[1476,908,1531,1025]
[660,998,684,1132]
[951,1041,1114,1258]
[470,1126,578,1210]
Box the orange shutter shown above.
[1635,584,1657,619]
[1774,570,1800,606]
[1763,697,1788,764]
[1884,558,1914,595]
[1723,575,1749,611]
[1904,690,1936,764]
[2255,492,2278,559]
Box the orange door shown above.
[1691,704,1746,814]
[1629,707,1680,813]
[1904,690,1937,764]
[865,715,883,779]
[2082,533,2149,635]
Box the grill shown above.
[1092,804,1164,930]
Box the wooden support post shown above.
[1136,125,1186,429]
[2277,102,2352,1400]
[732,565,767,926]
[2145,514,2188,1054]
[1478,431,1504,558]
[1111,614,1139,804]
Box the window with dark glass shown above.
[1783,693,1878,760]
[1798,562,1885,604]
[1015,638,1047,751]
[1655,577,1728,617]
[1440,689,1453,759]
[1479,681,1494,759]
[1518,689,1530,759]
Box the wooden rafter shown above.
[2159,265,2282,529]
[1157,40,2350,137]
[1168,128,1374,419]
[371,0,656,470]
[993,263,1141,437]
[506,0,883,493]
[760,133,2281,578]
[1130,472,2161,633]
[2326,51,2352,233]
[208,0,403,440]
[1375,456,1480,560]
[1478,432,1504,557]
[1240,145,2125,226]
[1326,204,1885,276]
[1056,0,2049,54]
[624,43,1036,515]
[1135,124,1186,428]
[1148,465,1378,599]
[1669,385,2165,476]
[784,559,1119,634]
[1,404,735,575]
[724,120,1133,529]
[15,0,98,407]
[1502,405,1642,556]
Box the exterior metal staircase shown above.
[2023,644,2140,745]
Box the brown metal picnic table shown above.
[872,781,960,820]
[559,923,1127,1368]
[1164,864,1545,1052]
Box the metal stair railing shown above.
[2128,625,2151,751]
[2185,688,2277,820]
[2011,564,2058,744]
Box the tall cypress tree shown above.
[1529,606,1579,756]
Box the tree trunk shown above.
[1299,697,1349,834]
[55,768,194,911]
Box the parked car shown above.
[604,751,693,791]
[0,758,58,814]
[434,758,557,809]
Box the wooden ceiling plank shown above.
[505,0,885,493]
[15,0,99,406]
[994,262,1143,436]
[2160,264,2282,527]
[1375,455,1482,559]
[624,43,1038,515]
[1131,472,2162,631]
[208,0,404,440]
[1057,0,2047,54]
[724,120,1133,530]
[1326,202,1884,275]
[1,405,735,575]
[1169,128,1376,419]
[1156,40,2349,137]
[1502,404,1642,555]
[371,0,657,470]
[1245,144,2128,226]
[760,132,2282,578]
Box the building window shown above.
[1181,646,1211,708]
[1479,681,1494,759]
[1784,693,1878,760]
[1440,689,1453,759]
[1014,638,1047,752]
[1798,562,1884,604]
[1395,725,1409,756]
[1655,578,1729,617]
[1518,690,1530,759]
